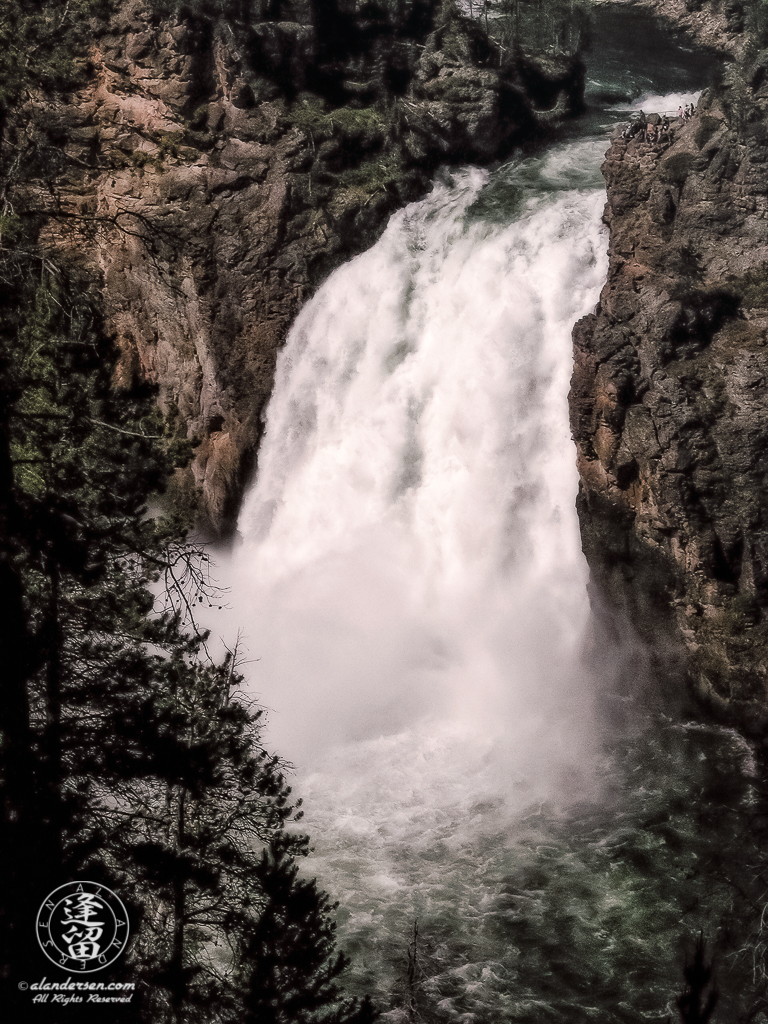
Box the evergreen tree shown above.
[0,257,197,1005]
[240,838,377,1024]
[0,4,377,1020]
[0,219,373,1024]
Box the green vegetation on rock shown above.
[0,0,110,107]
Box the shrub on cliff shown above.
[0,0,110,109]
[746,0,768,46]
[725,260,768,307]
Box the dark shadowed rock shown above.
[570,74,768,727]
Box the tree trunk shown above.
[0,414,41,979]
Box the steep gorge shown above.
[4,0,583,534]
[10,0,764,728]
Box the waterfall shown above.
[211,140,611,1009]
[234,144,608,774]
[200,12,725,1004]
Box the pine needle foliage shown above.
[0,241,374,1024]
[0,0,112,109]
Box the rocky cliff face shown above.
[570,54,768,725]
[632,0,744,53]
[5,0,583,534]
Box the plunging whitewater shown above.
[203,74,716,1015]
[199,8,724,1013]
[236,143,607,767]
[217,142,611,1009]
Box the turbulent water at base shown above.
[204,11,768,1022]
[235,154,609,1011]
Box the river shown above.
[203,9,764,1021]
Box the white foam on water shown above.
[609,88,703,114]
[193,74,714,1018]
[198,136,619,1011]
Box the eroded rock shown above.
[571,83,768,727]
[5,0,584,535]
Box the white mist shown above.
[198,136,616,1009]
[205,142,610,801]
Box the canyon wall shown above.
[6,0,583,534]
[571,6,768,724]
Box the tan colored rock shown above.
[5,3,583,536]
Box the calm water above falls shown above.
[205,13,758,1021]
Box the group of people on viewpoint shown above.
[621,102,695,147]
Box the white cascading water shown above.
[236,142,608,776]
[195,57,712,997]
[203,136,614,1007]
